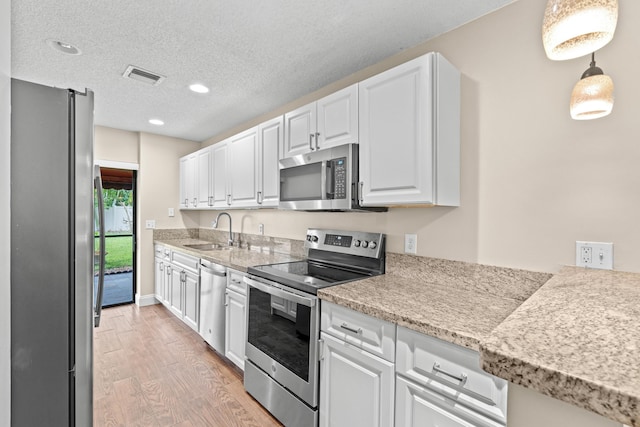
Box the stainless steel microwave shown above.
[279,144,385,212]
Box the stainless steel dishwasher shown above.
[199,259,227,354]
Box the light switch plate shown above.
[168,208,175,217]
[575,241,613,270]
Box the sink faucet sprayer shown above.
[212,212,234,246]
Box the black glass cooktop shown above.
[248,260,374,295]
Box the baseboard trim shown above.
[136,293,160,307]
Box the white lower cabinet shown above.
[160,249,201,332]
[320,301,396,427]
[225,269,247,371]
[396,376,503,427]
[319,303,508,427]
[182,269,199,332]
[320,333,394,427]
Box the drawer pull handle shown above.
[340,323,362,335]
[432,362,468,385]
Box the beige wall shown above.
[138,132,200,298]
[1,0,10,420]
[95,125,139,163]
[200,0,640,274]
[95,126,200,300]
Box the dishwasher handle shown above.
[200,260,227,277]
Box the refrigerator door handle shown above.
[94,165,106,327]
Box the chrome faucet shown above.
[212,212,234,246]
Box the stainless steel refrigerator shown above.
[10,78,105,426]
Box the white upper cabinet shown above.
[205,117,281,210]
[359,52,460,207]
[283,84,358,158]
[179,153,197,209]
[211,140,230,208]
[229,127,259,208]
[196,146,212,208]
[257,116,282,207]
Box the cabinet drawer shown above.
[170,250,199,272]
[321,301,395,362]
[227,269,247,295]
[395,375,503,427]
[396,326,507,423]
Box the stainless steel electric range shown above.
[243,229,385,427]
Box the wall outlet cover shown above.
[145,220,156,229]
[404,234,417,254]
[575,241,613,270]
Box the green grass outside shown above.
[95,235,133,271]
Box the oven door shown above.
[244,276,320,408]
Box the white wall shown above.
[201,0,640,274]
[0,0,10,422]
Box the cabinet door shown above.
[183,270,200,332]
[179,154,196,209]
[211,141,230,207]
[395,376,503,427]
[154,258,164,301]
[225,289,246,370]
[317,84,358,150]
[196,147,212,208]
[283,102,316,158]
[169,267,184,318]
[319,333,394,427]
[257,116,282,207]
[162,264,172,308]
[359,54,435,206]
[229,127,259,208]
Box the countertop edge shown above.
[479,341,639,426]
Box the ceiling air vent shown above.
[122,65,166,86]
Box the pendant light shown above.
[542,0,618,61]
[569,52,614,120]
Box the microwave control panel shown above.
[333,157,347,199]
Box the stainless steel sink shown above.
[184,243,233,251]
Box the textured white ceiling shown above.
[12,0,515,142]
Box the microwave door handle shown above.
[325,160,334,199]
[320,160,328,200]
[243,277,316,308]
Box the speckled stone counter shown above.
[154,229,304,272]
[481,266,640,427]
[318,254,552,351]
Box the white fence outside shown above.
[104,206,133,234]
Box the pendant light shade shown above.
[570,53,614,120]
[543,0,618,61]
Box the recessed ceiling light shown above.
[189,83,210,94]
[46,39,81,55]
[149,119,165,126]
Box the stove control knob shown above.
[310,235,319,243]
[354,239,361,247]
[369,241,377,249]
[361,240,369,248]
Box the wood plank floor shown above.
[93,303,283,427]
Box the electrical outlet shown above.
[258,223,264,235]
[576,241,613,270]
[145,220,156,229]
[404,234,417,254]
[168,208,175,217]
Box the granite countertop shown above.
[155,238,302,272]
[481,266,640,427]
[318,254,552,351]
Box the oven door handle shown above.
[243,277,316,308]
